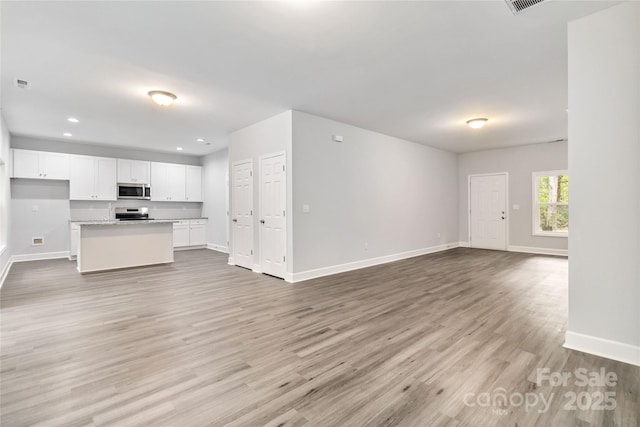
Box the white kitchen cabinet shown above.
[151,162,186,202]
[69,223,80,258]
[69,155,117,200]
[189,219,207,246]
[12,149,70,180]
[173,220,191,248]
[173,219,207,248]
[117,159,150,184]
[185,165,203,202]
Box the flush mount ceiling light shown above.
[196,138,205,143]
[176,147,183,151]
[148,90,177,106]
[466,118,488,129]
[67,117,79,123]
[63,132,72,137]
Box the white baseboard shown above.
[206,243,229,254]
[252,264,262,274]
[508,245,568,257]
[227,256,234,266]
[174,245,207,252]
[564,331,640,367]
[458,241,470,248]
[11,251,70,263]
[291,242,459,283]
[0,258,12,289]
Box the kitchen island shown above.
[75,220,176,273]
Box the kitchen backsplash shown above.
[70,200,203,221]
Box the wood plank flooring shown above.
[1,248,638,426]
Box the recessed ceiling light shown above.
[63,132,72,137]
[148,90,177,106]
[466,118,488,129]
[67,117,79,123]
[176,147,183,151]
[196,138,205,143]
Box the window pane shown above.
[537,175,569,204]
[537,176,550,203]
[538,205,569,233]
[558,175,569,203]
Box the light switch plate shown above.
[513,204,520,210]
[302,204,310,213]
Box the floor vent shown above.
[505,0,546,14]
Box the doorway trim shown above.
[467,172,509,250]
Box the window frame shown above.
[532,170,569,238]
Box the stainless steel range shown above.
[115,207,153,221]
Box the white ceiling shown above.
[1,1,615,155]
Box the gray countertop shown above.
[73,220,178,226]
[70,217,207,224]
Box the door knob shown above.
[232,219,238,223]
[501,216,505,220]
[260,219,265,224]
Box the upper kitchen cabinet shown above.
[11,149,70,180]
[69,155,117,200]
[151,162,186,201]
[185,165,203,202]
[117,159,150,184]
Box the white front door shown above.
[470,174,507,250]
[232,160,253,269]
[259,153,286,279]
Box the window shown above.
[533,170,568,237]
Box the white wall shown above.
[202,148,229,251]
[10,179,70,257]
[292,110,458,276]
[0,112,12,284]
[228,110,293,273]
[567,2,640,366]
[458,141,568,253]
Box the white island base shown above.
[77,221,175,273]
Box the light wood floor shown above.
[1,249,638,426]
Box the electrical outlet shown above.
[32,237,44,246]
[364,242,369,251]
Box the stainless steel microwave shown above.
[117,184,151,200]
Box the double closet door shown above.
[231,152,286,279]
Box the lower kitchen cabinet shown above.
[173,220,191,247]
[173,219,207,248]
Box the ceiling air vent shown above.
[505,0,546,14]
[15,78,29,89]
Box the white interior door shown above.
[470,174,507,250]
[259,153,286,279]
[232,160,253,269]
